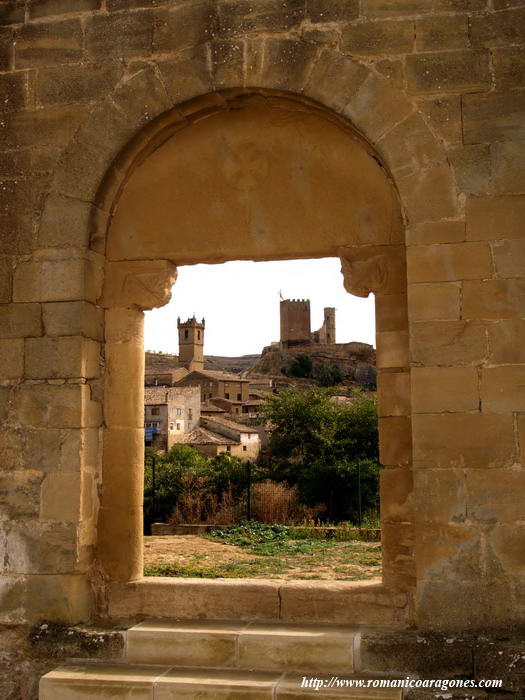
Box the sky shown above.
[144,258,375,356]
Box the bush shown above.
[286,353,312,378]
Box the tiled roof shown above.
[201,403,226,413]
[183,427,239,446]
[183,369,249,382]
[201,415,256,434]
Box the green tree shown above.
[261,388,380,523]
[286,353,313,378]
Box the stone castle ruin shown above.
[1,0,524,697]
[280,298,336,348]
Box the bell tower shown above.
[177,316,205,371]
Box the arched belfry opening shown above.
[95,90,412,611]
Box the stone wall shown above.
[0,0,524,693]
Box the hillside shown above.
[145,351,260,374]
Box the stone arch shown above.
[37,37,459,610]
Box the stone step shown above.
[39,663,403,699]
[125,619,357,672]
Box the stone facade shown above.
[0,0,524,695]
[177,315,205,371]
[144,385,200,450]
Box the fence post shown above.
[246,461,251,521]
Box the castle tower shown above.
[177,316,205,371]
[322,307,336,344]
[280,299,311,349]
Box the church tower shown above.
[177,316,205,371]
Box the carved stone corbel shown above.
[99,260,178,310]
[338,245,406,298]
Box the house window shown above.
[176,408,182,416]
[184,329,188,339]
[188,408,193,420]
[237,393,241,400]
[225,393,230,399]
[170,423,174,430]
[197,330,201,340]
[151,407,160,415]
[226,445,231,452]
[243,446,247,452]
[176,423,181,430]
[209,393,212,399]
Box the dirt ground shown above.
[144,535,382,581]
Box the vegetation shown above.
[144,523,382,580]
[261,388,380,523]
[285,353,313,378]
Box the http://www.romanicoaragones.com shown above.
[299,676,503,692]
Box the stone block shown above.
[415,522,482,581]
[374,294,408,332]
[413,469,466,525]
[408,282,460,321]
[0,72,29,114]
[306,0,359,22]
[448,143,490,195]
[407,242,492,283]
[0,1,25,24]
[492,141,525,193]
[406,220,465,246]
[488,319,525,364]
[482,365,525,413]
[155,46,213,105]
[0,470,44,520]
[40,472,81,522]
[43,301,103,340]
[209,40,244,90]
[341,19,414,55]
[217,0,304,38]
[29,0,100,17]
[417,95,462,144]
[463,279,525,319]
[410,320,488,365]
[85,10,154,60]
[406,50,490,95]
[304,49,369,114]
[466,194,525,240]
[374,58,404,90]
[492,238,525,279]
[359,629,473,677]
[25,336,100,379]
[467,469,525,523]
[0,303,41,339]
[415,15,468,51]
[493,47,525,90]
[488,524,525,576]
[378,113,444,181]
[36,61,122,107]
[0,103,86,150]
[13,253,103,304]
[412,413,515,468]
[362,0,485,16]
[470,8,525,47]
[39,194,99,249]
[154,2,216,53]
[14,384,101,429]
[345,71,413,143]
[376,331,409,369]
[381,521,415,588]
[0,256,12,302]
[258,38,318,92]
[463,91,525,144]
[379,416,412,467]
[4,521,80,574]
[412,367,479,413]
[377,371,410,417]
[102,428,144,508]
[0,338,24,379]
[15,18,83,68]
[380,468,413,523]
[397,162,459,222]
[106,65,172,136]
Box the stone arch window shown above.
[94,91,413,597]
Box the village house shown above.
[144,386,200,451]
